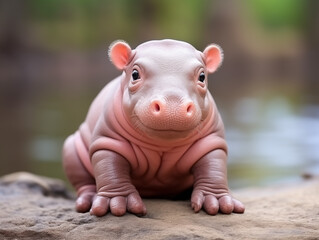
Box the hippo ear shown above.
[203,44,223,74]
[108,40,132,70]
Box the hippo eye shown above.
[132,69,140,81]
[198,72,205,82]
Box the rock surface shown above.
[0,172,318,240]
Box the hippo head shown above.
[108,39,223,140]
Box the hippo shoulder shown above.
[84,76,121,133]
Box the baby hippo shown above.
[63,39,245,217]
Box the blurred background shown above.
[0,0,318,189]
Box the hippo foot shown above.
[75,185,96,213]
[191,189,245,215]
[90,191,147,217]
[75,185,146,217]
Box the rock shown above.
[0,172,72,198]
[0,172,318,240]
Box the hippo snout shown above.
[136,95,201,131]
[150,98,195,118]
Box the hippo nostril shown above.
[186,102,195,116]
[151,100,162,115]
[154,103,161,113]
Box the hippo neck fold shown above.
[112,86,216,152]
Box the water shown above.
[225,96,319,188]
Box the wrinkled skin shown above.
[62,39,245,217]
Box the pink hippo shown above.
[62,39,245,217]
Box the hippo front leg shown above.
[191,149,245,215]
[90,150,146,217]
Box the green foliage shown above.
[246,0,306,30]
[26,0,210,50]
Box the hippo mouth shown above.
[133,115,202,140]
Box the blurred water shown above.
[225,96,319,188]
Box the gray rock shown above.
[0,172,318,240]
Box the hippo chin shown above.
[62,39,245,217]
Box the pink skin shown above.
[62,39,245,217]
